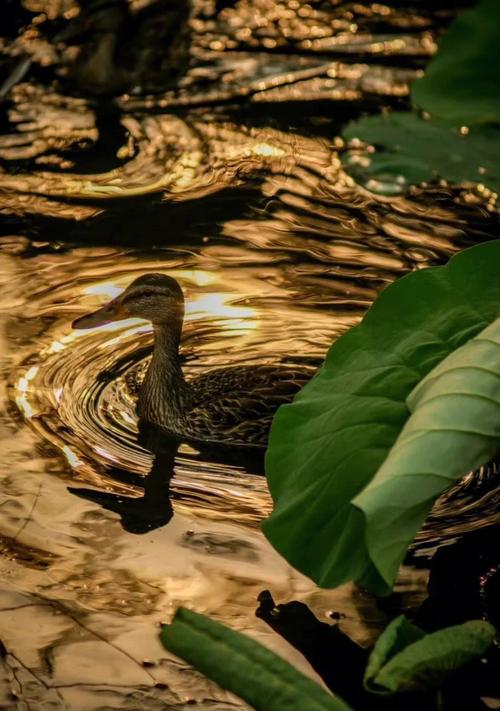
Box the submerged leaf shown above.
[161,607,353,711]
[263,240,500,595]
[343,113,500,195]
[365,616,495,694]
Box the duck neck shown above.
[78,33,117,76]
[138,317,192,427]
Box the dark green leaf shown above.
[263,240,500,595]
[365,616,495,694]
[160,607,353,711]
[411,0,500,126]
[343,113,500,195]
[354,317,500,586]
[364,616,425,693]
[342,0,500,194]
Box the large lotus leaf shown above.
[354,317,500,586]
[343,113,500,195]
[263,239,500,596]
[365,615,495,694]
[411,0,500,126]
[160,608,352,711]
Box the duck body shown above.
[73,274,314,448]
[56,0,191,96]
[139,362,313,447]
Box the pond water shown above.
[1,2,499,709]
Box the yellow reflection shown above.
[73,282,259,341]
[121,411,136,425]
[174,270,216,287]
[45,340,66,354]
[62,445,84,468]
[91,292,259,348]
[17,377,28,393]
[94,445,120,462]
[11,281,261,402]
[250,143,285,158]
[15,395,34,419]
[100,321,150,348]
[186,292,255,320]
[186,292,257,331]
[83,282,123,299]
[14,366,41,418]
[25,366,39,381]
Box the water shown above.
[1,2,499,709]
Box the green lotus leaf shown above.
[365,616,495,694]
[411,0,500,126]
[354,317,500,586]
[263,240,500,595]
[343,113,500,195]
[160,607,352,711]
[342,0,500,194]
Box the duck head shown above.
[73,273,185,329]
[55,0,129,44]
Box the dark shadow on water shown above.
[256,591,432,710]
[0,186,263,247]
[68,422,265,534]
[256,588,496,711]
[68,441,177,534]
[418,523,500,631]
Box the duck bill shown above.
[72,298,130,329]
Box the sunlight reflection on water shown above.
[0,1,499,708]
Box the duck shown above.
[72,274,314,447]
[55,0,191,96]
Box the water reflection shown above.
[1,2,499,708]
[1,131,499,707]
[69,432,178,534]
[11,245,500,543]
[1,0,448,108]
[12,262,319,530]
[69,423,268,535]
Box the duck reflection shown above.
[68,422,266,534]
[68,428,178,534]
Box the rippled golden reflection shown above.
[12,263,295,532]
[14,273,260,434]
[1,3,499,708]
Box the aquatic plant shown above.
[343,0,500,195]
[263,239,500,594]
[160,607,353,711]
[160,608,495,710]
[344,114,500,195]
[364,615,495,694]
[411,0,500,126]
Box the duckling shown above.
[73,274,314,447]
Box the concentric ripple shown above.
[9,245,500,547]
[12,256,334,527]
[2,4,500,705]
